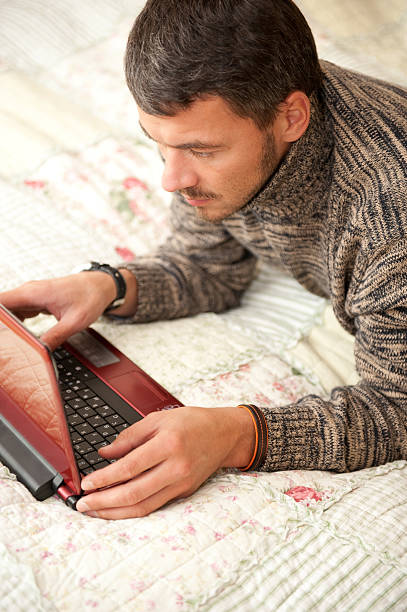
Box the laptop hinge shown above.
[56,484,80,509]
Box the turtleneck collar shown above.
[241,88,334,223]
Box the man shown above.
[1,0,407,520]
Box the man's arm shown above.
[257,239,407,473]
[0,193,257,346]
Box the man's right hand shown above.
[0,271,128,351]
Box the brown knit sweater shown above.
[121,61,407,473]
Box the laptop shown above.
[0,304,182,509]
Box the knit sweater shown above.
[121,61,407,473]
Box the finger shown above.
[96,413,161,459]
[0,288,27,310]
[0,284,46,312]
[40,301,99,350]
[80,478,186,520]
[80,433,166,492]
[40,316,78,351]
[78,461,166,511]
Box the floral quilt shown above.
[1,1,407,610]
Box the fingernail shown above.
[81,479,95,491]
[85,510,100,518]
[76,499,89,512]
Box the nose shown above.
[161,150,199,193]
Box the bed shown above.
[1,1,407,609]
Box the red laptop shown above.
[0,304,182,509]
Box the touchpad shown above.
[110,372,167,410]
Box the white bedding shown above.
[1,1,407,609]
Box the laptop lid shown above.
[0,304,81,497]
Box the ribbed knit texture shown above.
[122,61,407,473]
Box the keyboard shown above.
[53,347,142,475]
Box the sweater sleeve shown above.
[119,193,257,322]
[258,239,407,473]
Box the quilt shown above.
[1,1,407,610]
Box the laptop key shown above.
[96,405,114,418]
[84,431,104,445]
[75,422,95,436]
[88,414,107,428]
[82,466,96,475]
[96,424,116,437]
[60,374,74,385]
[53,349,68,361]
[76,457,90,471]
[68,414,85,427]
[83,450,105,465]
[71,432,84,445]
[94,439,109,450]
[61,357,78,368]
[62,388,77,401]
[77,406,97,419]
[68,398,87,410]
[106,414,125,427]
[68,379,87,392]
[87,397,105,409]
[75,441,94,455]
[77,388,96,400]
[77,370,96,382]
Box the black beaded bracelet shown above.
[237,404,269,471]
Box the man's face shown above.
[138,96,285,222]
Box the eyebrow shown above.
[139,121,224,150]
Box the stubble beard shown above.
[192,131,278,223]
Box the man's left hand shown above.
[76,405,255,519]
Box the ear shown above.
[275,91,311,144]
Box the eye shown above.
[190,150,214,159]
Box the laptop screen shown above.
[0,308,80,493]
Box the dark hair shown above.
[125,0,322,128]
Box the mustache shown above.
[179,187,217,200]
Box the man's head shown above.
[126,0,322,221]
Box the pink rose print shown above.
[285,486,323,503]
[115,246,135,261]
[123,177,148,190]
[40,551,53,559]
[254,391,272,404]
[129,199,141,215]
[272,381,285,392]
[24,180,46,189]
[176,593,184,606]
